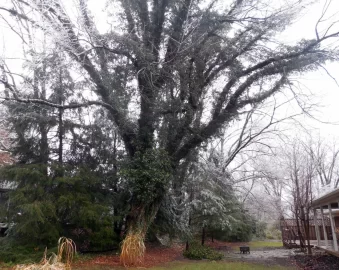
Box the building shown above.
[311,188,339,256]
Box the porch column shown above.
[314,208,321,246]
[328,203,338,251]
[320,206,329,248]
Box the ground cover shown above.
[4,239,339,269]
[147,261,295,270]
[293,254,339,270]
[72,240,291,269]
[73,261,295,270]
[73,243,183,269]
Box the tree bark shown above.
[58,68,64,165]
[305,215,312,255]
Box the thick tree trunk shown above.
[120,202,160,266]
[119,145,172,265]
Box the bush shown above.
[208,211,256,242]
[211,221,253,242]
[265,227,282,240]
[183,243,223,260]
[254,221,267,239]
[0,238,57,264]
[0,165,122,250]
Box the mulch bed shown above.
[73,243,184,268]
[63,240,339,269]
[294,254,339,270]
[73,240,237,268]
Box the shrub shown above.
[212,221,253,242]
[209,211,256,242]
[4,237,76,270]
[254,221,267,239]
[0,164,121,251]
[265,227,282,240]
[0,238,57,264]
[183,243,223,260]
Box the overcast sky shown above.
[1,0,339,140]
[279,0,339,138]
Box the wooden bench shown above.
[240,246,250,254]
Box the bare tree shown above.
[308,138,339,189]
[284,140,316,254]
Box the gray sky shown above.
[280,1,339,137]
[1,0,339,139]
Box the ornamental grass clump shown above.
[120,231,146,267]
[14,237,76,270]
[56,237,76,268]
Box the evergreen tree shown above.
[1,48,127,250]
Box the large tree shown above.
[1,0,339,265]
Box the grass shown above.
[57,237,76,268]
[147,262,295,270]
[120,231,146,266]
[73,261,295,270]
[73,267,115,270]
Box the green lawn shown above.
[74,261,295,270]
[147,262,294,270]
